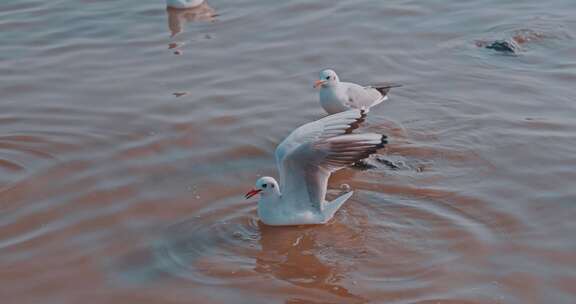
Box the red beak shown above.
[244,188,262,199]
[313,80,326,88]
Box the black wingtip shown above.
[377,83,403,89]
[374,83,402,95]
[378,134,388,148]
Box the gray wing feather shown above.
[343,82,385,109]
[274,110,387,211]
[275,109,366,165]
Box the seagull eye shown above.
[262,184,267,188]
[325,76,330,80]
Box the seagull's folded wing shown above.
[343,82,385,109]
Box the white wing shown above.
[275,110,387,211]
[342,82,385,110]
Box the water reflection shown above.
[166,1,216,37]
[112,205,368,302]
[256,222,367,303]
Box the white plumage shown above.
[315,69,401,114]
[245,109,387,226]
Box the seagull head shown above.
[314,69,339,88]
[245,176,280,199]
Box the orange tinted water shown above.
[1,0,575,303]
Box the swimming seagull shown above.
[166,0,205,9]
[314,69,401,115]
[245,109,387,226]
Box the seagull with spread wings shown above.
[245,109,387,226]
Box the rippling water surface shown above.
[1,0,576,303]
